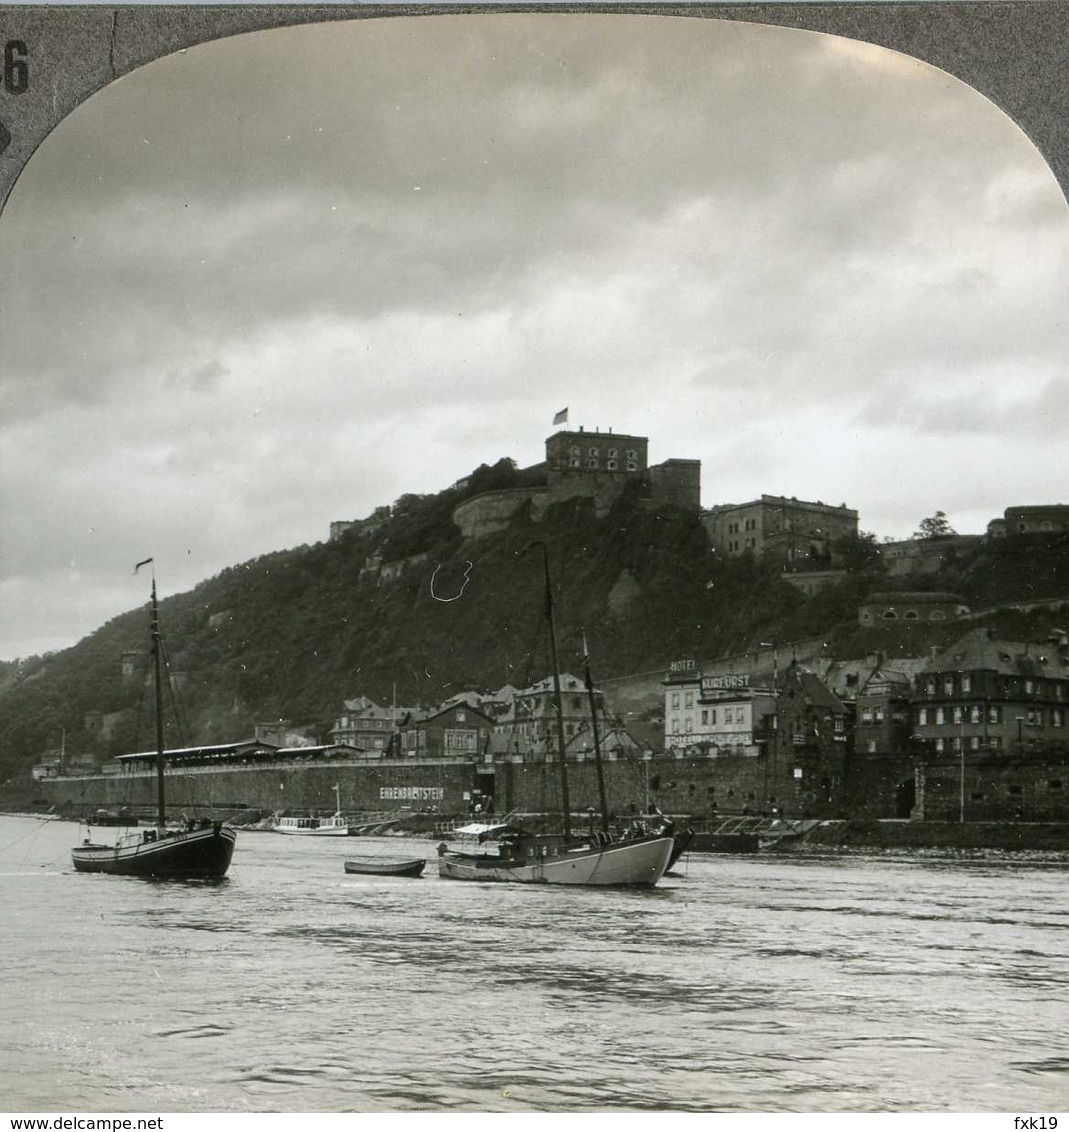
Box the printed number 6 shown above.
[4,40,29,94]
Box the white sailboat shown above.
[437,543,673,887]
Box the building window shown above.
[626,449,637,460]
[684,717,692,733]
[861,708,873,725]
[587,458,598,469]
[684,692,694,709]
[444,729,478,751]
[944,676,955,695]
[935,707,946,725]
[710,709,717,725]
[1027,708,1043,727]
[874,706,885,723]
[834,716,844,733]
[607,459,617,470]
[724,708,733,723]
[926,680,936,696]
[988,705,1001,724]
[671,693,680,709]
[952,706,963,725]
[969,705,982,724]
[570,457,581,468]
[608,447,618,458]
[962,674,972,693]
[934,738,945,752]
[918,708,928,726]
[1025,679,1035,694]
[1053,709,1065,728]
[701,710,708,725]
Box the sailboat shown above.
[437,544,673,887]
[71,563,237,878]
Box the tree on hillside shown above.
[833,530,885,574]
[913,511,957,540]
[467,458,520,495]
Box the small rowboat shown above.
[344,856,426,878]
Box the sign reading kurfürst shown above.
[701,674,751,691]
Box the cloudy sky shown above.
[1,13,1067,661]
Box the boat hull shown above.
[344,857,426,877]
[274,825,350,836]
[71,824,236,878]
[438,835,673,887]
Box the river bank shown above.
[801,818,1069,853]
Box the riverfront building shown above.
[911,629,1069,755]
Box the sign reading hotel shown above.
[380,786,445,802]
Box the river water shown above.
[1,815,1067,1113]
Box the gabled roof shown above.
[341,695,388,716]
[818,656,930,698]
[518,673,590,695]
[409,701,496,728]
[859,666,912,694]
[564,725,640,755]
[924,629,1069,678]
[781,667,847,713]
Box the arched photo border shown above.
[1,3,1069,217]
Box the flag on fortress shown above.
[553,407,569,425]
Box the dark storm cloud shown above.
[4,16,1032,403]
[1,14,1067,658]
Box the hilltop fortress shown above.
[331,424,1069,584]
[451,427,701,539]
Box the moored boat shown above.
[437,822,672,886]
[70,563,237,879]
[344,856,426,877]
[275,813,350,836]
[437,543,674,889]
[274,785,351,835]
[72,820,236,877]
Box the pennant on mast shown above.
[134,557,154,574]
[552,407,569,426]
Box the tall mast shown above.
[582,631,610,834]
[150,577,166,828]
[539,544,572,840]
